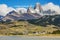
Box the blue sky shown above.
[0,0,60,8]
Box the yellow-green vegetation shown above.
[0,21,60,36]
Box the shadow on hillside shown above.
[27,15,60,27]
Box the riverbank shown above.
[0,34,60,38]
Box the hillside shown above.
[28,15,60,27]
[0,15,60,35]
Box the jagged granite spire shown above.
[34,2,43,13]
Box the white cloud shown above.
[0,3,60,16]
[0,4,15,16]
[42,2,60,14]
[16,8,27,13]
[0,4,28,16]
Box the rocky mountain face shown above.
[27,3,43,14]
[43,9,57,15]
[34,3,43,13]
[2,11,21,21]
[2,10,41,21]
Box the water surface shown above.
[0,36,60,40]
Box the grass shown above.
[0,21,60,36]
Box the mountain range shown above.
[0,3,59,21]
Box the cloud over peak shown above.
[0,4,15,16]
[42,2,60,14]
[16,8,27,13]
[0,2,60,16]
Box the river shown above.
[0,36,60,40]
